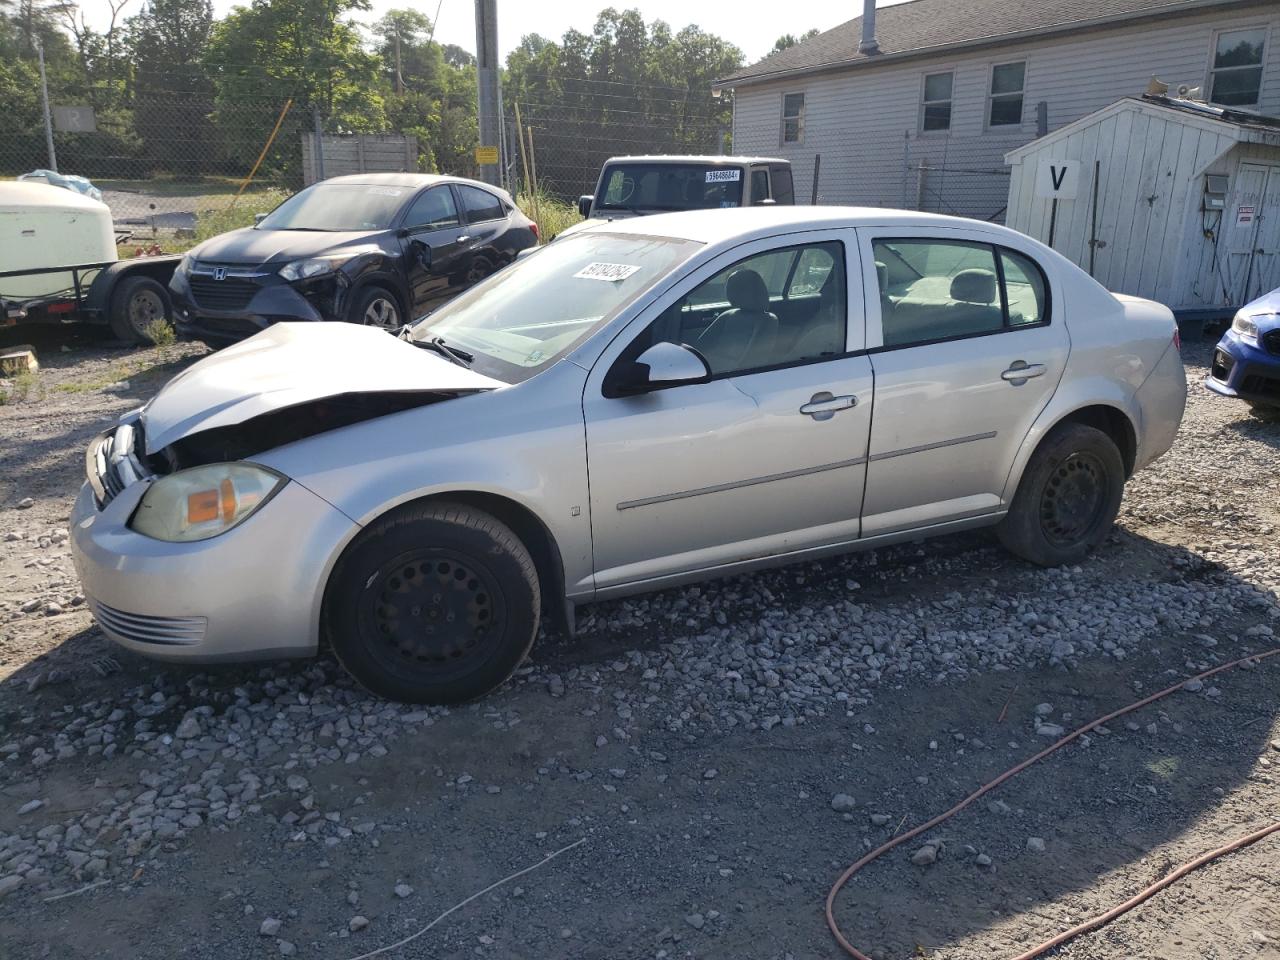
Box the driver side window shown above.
[624,241,847,378]
[404,186,460,231]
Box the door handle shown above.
[800,392,857,420]
[456,235,471,243]
[1001,361,1047,385]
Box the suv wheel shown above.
[348,286,401,331]
[324,502,540,704]
[997,423,1125,567]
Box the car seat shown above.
[695,269,779,373]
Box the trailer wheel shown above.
[109,276,173,345]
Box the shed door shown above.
[1250,165,1280,303]
[1224,163,1275,304]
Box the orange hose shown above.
[825,647,1280,960]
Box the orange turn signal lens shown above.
[186,489,220,524]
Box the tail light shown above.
[530,222,540,242]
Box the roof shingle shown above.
[718,0,1253,86]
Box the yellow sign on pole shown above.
[475,145,499,165]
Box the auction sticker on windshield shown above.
[706,169,741,182]
[574,262,641,282]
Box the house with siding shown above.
[715,0,1280,222]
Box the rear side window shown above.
[770,166,795,204]
[871,238,1049,348]
[750,169,769,205]
[458,185,506,223]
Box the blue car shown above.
[1205,286,1280,416]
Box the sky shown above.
[78,0,916,65]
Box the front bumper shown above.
[1204,329,1280,406]
[70,464,359,664]
[169,269,338,344]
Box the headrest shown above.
[726,269,769,312]
[950,268,997,304]
[875,260,888,292]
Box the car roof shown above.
[319,173,510,196]
[588,206,1026,245]
[603,155,789,165]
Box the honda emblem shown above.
[213,267,227,281]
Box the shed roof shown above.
[717,0,1265,88]
[1005,95,1280,163]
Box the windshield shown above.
[257,183,409,232]
[595,163,745,213]
[412,232,700,382]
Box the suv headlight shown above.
[1231,312,1258,340]
[129,463,285,542]
[279,257,346,282]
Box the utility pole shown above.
[474,0,500,186]
[394,21,404,95]
[36,40,57,172]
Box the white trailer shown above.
[1005,96,1280,315]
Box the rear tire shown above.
[997,423,1125,567]
[324,502,540,704]
[109,276,173,344]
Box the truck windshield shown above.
[256,183,409,232]
[413,232,699,382]
[595,163,745,212]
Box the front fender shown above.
[1000,375,1141,503]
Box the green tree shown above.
[203,0,386,181]
[771,28,819,54]
[129,0,215,176]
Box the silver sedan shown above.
[70,207,1187,703]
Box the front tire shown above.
[109,276,173,344]
[997,423,1125,567]
[347,285,402,331]
[324,502,540,704]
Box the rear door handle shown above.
[456,235,471,243]
[1001,361,1047,385]
[800,392,858,420]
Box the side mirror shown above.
[577,195,594,218]
[253,212,268,225]
[617,342,711,394]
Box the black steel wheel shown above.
[998,423,1125,567]
[108,275,174,344]
[325,501,539,704]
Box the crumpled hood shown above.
[141,323,503,454]
[190,227,384,265]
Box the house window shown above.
[1209,28,1266,107]
[988,61,1026,127]
[921,71,954,132]
[782,92,805,144]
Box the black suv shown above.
[170,173,539,344]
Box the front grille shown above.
[1210,349,1234,382]
[188,275,259,312]
[88,420,151,507]
[1241,374,1280,399]
[1263,329,1280,357]
[90,600,207,646]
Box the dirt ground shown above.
[0,324,1277,960]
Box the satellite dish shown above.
[1175,83,1202,100]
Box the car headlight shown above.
[129,463,285,542]
[1231,312,1258,340]
[278,257,345,282]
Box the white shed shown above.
[1005,96,1280,314]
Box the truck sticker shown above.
[705,169,741,183]
[574,262,641,282]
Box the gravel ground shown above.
[0,327,1277,960]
